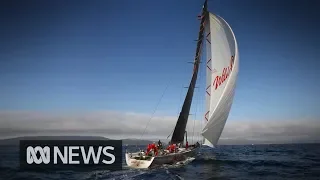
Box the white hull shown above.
[125,147,198,169]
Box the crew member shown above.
[151,142,156,150]
[166,144,174,153]
[168,144,176,153]
[154,145,158,156]
[157,139,163,149]
[146,144,152,155]
[166,144,171,152]
[151,142,158,156]
[186,141,189,149]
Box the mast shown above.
[170,0,208,145]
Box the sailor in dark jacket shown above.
[157,140,163,149]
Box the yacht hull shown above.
[125,147,198,169]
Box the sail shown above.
[170,1,208,145]
[203,13,214,147]
[201,13,239,147]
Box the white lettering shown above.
[53,146,68,164]
[68,146,80,164]
[102,146,115,164]
[25,145,116,166]
[81,146,102,164]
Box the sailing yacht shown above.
[125,0,239,168]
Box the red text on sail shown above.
[213,56,234,90]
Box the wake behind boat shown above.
[126,0,239,169]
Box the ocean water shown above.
[0,144,319,180]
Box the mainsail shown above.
[170,1,208,145]
[170,0,239,147]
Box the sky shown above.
[0,0,319,143]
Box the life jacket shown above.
[151,143,156,150]
[146,144,152,154]
[169,144,175,153]
[153,145,158,156]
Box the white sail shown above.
[125,1,220,169]
[203,14,214,147]
[201,13,239,147]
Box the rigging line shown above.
[199,49,205,143]
[191,84,198,144]
[193,34,204,143]
[198,47,206,143]
[139,76,172,141]
[201,68,206,143]
[167,129,174,139]
[192,47,203,145]
[190,59,202,143]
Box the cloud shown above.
[221,119,320,143]
[0,110,200,140]
[0,110,319,144]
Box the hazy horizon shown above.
[1,134,319,145]
[0,110,319,144]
